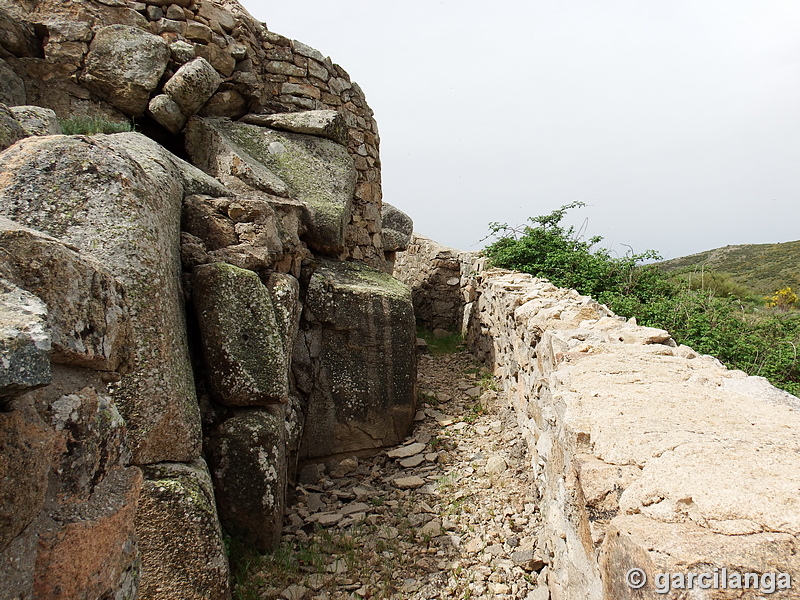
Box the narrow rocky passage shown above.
[236,350,548,600]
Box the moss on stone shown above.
[210,119,354,252]
[315,260,411,300]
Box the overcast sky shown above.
[245,1,800,260]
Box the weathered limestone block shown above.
[1,366,142,600]
[7,106,61,136]
[185,117,356,254]
[241,110,348,146]
[163,57,221,116]
[81,25,170,116]
[197,0,236,31]
[34,452,142,600]
[136,460,230,600]
[182,194,308,274]
[381,202,413,252]
[0,217,130,371]
[169,39,195,63]
[296,260,416,458]
[184,117,289,195]
[265,272,301,356]
[193,262,288,406]
[199,89,248,119]
[600,515,800,599]
[0,134,200,464]
[0,279,51,398]
[149,57,221,134]
[0,59,26,106]
[205,406,287,550]
[182,195,239,251]
[33,18,93,45]
[0,103,26,152]
[193,43,235,77]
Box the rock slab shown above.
[0,279,51,398]
[0,134,200,464]
[205,407,287,550]
[193,262,288,406]
[296,260,416,458]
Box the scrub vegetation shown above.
[59,116,134,135]
[484,202,800,395]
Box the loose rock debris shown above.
[236,351,549,600]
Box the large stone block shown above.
[0,103,25,152]
[265,272,301,356]
[185,117,356,254]
[241,110,348,146]
[0,217,130,371]
[205,406,287,550]
[296,260,416,458]
[48,387,130,503]
[181,193,309,273]
[0,397,53,552]
[0,279,51,398]
[34,467,142,600]
[163,57,221,116]
[81,25,170,116]
[0,59,26,107]
[2,371,141,599]
[381,202,413,252]
[136,460,230,600]
[0,134,200,464]
[7,106,61,136]
[193,262,289,406]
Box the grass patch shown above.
[463,403,488,424]
[417,326,464,354]
[479,371,498,391]
[59,115,134,135]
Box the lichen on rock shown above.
[193,262,289,406]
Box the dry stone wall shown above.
[0,0,385,265]
[393,233,470,333]
[396,240,800,599]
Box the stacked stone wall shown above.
[395,238,800,598]
[0,0,384,265]
[461,265,800,599]
[393,233,473,332]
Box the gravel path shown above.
[237,351,547,600]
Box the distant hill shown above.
[658,240,800,296]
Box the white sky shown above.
[244,1,800,259]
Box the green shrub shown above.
[484,202,666,303]
[59,115,134,135]
[484,204,800,395]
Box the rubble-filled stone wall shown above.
[462,266,800,599]
[395,239,800,598]
[0,0,384,265]
[393,233,471,332]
